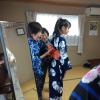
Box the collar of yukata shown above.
[29,37,39,42]
[60,34,67,37]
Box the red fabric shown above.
[47,44,60,60]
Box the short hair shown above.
[42,28,49,36]
[28,22,42,37]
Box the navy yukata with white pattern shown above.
[49,34,72,100]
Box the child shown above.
[39,28,52,93]
[49,18,72,100]
[27,22,52,100]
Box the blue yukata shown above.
[28,37,47,100]
[49,34,72,100]
[28,37,43,76]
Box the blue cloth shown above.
[80,80,100,100]
[28,37,43,76]
[49,35,72,99]
[69,77,100,100]
[38,40,48,56]
[71,92,81,100]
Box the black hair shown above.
[0,53,4,61]
[28,22,42,37]
[42,28,49,36]
[53,18,71,36]
[0,53,8,74]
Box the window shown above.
[26,11,84,51]
[36,13,79,37]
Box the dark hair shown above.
[53,18,71,36]
[28,22,42,37]
[0,53,4,61]
[42,28,49,36]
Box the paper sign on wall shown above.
[89,21,99,36]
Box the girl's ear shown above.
[59,26,65,34]
[61,26,65,31]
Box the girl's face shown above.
[60,26,69,35]
[31,31,42,41]
[41,32,48,42]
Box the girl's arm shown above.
[40,48,53,59]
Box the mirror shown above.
[0,21,91,100]
[0,22,26,100]
[0,24,20,100]
[0,25,13,100]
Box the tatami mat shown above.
[21,66,90,100]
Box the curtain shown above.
[25,12,84,48]
[77,15,85,54]
[65,35,79,46]
[36,13,80,46]
[25,11,37,23]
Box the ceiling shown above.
[1,0,100,7]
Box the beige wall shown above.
[0,1,85,22]
[68,16,100,65]
[0,1,100,83]
[4,27,34,83]
[84,16,100,58]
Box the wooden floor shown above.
[21,66,90,100]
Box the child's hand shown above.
[47,44,53,50]
[0,60,4,65]
[47,43,60,60]
[47,47,54,55]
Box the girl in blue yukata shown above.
[49,18,72,100]
[27,22,53,100]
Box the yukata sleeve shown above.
[28,39,43,76]
[58,38,72,71]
